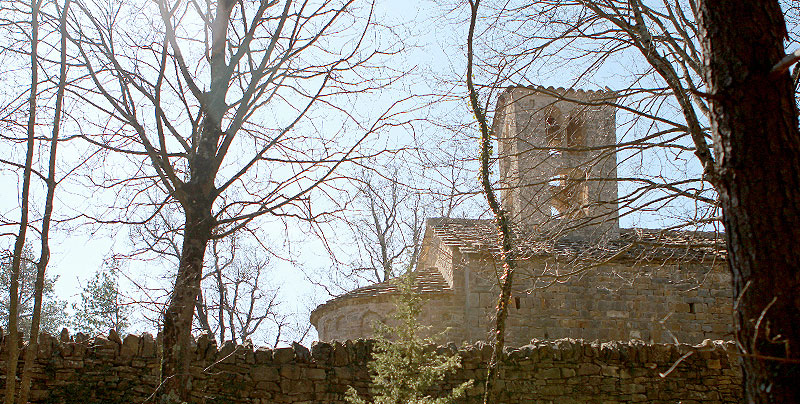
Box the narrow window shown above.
[550,169,590,218]
[514,296,521,310]
[566,114,586,148]
[545,107,563,149]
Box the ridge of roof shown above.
[426,217,726,261]
[501,85,618,98]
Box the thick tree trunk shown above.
[698,1,800,402]
[158,2,227,396]
[158,204,214,404]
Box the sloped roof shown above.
[310,267,451,324]
[311,218,726,325]
[329,266,450,300]
[427,217,726,263]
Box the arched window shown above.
[566,113,586,148]
[550,169,589,218]
[544,107,564,150]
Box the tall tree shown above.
[466,2,517,402]
[697,0,800,401]
[15,1,71,401]
[65,0,400,401]
[3,0,41,401]
[461,0,800,401]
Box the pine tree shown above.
[70,266,128,335]
[0,250,66,336]
[346,274,472,404]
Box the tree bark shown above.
[697,1,800,402]
[159,204,214,404]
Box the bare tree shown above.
[345,169,426,283]
[64,0,402,401]
[195,236,289,346]
[16,2,72,401]
[2,0,40,400]
[466,3,517,402]
[0,0,71,402]
[460,0,800,402]
[311,145,483,300]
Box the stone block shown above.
[252,366,280,382]
[121,334,139,359]
[303,367,327,380]
[255,347,273,364]
[537,367,561,379]
[577,363,601,376]
[140,333,156,357]
[273,347,295,364]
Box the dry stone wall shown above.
[0,331,741,404]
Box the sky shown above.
[0,0,730,346]
[0,0,471,345]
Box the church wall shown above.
[313,293,466,343]
[458,253,733,347]
[3,332,741,403]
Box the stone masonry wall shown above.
[0,331,741,404]
[461,256,733,347]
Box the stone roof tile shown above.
[311,267,451,318]
[428,218,726,262]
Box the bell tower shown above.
[495,86,619,240]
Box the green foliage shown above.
[346,273,472,404]
[0,249,67,336]
[70,266,129,335]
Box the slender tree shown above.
[15,1,71,401]
[3,0,41,402]
[466,2,517,402]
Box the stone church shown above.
[311,86,732,347]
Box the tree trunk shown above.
[697,1,800,402]
[17,2,69,402]
[5,1,40,402]
[158,205,214,404]
[465,2,518,402]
